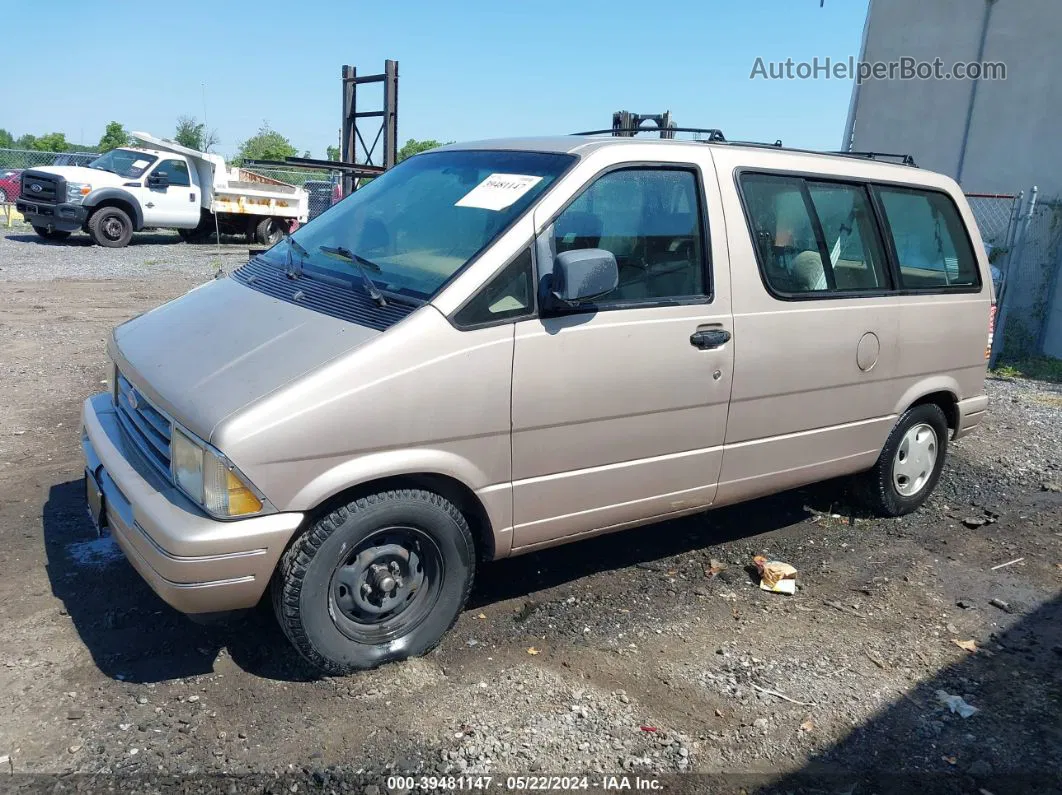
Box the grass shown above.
[992,356,1062,384]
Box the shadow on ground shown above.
[43,477,836,685]
[757,592,1062,795]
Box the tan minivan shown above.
[81,135,993,672]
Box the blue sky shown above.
[4,0,869,158]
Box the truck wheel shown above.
[255,217,286,246]
[32,225,71,241]
[272,489,476,674]
[853,403,949,517]
[88,207,134,248]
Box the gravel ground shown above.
[0,227,1060,795]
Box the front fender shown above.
[83,188,144,229]
[285,448,513,555]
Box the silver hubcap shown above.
[893,422,938,496]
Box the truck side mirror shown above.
[147,172,170,189]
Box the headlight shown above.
[66,182,91,204]
[171,427,263,517]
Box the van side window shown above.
[875,187,980,290]
[554,168,707,302]
[740,174,826,294]
[806,182,889,291]
[741,174,890,296]
[453,247,534,327]
[157,159,191,187]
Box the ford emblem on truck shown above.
[30,183,42,193]
[128,390,139,411]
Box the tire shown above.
[254,217,285,246]
[853,403,949,517]
[0,188,6,202]
[32,225,71,241]
[87,206,134,248]
[272,489,476,674]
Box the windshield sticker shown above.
[132,159,150,169]
[455,173,543,211]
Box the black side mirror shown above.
[550,248,619,304]
[147,172,169,189]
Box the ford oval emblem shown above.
[30,183,42,193]
[128,390,139,411]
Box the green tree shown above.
[23,132,70,152]
[396,138,446,162]
[234,123,298,165]
[174,115,218,152]
[0,129,14,149]
[326,145,340,161]
[97,121,130,152]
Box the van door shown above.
[713,162,900,506]
[510,160,733,550]
[142,158,201,227]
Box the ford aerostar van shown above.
[81,135,993,672]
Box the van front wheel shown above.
[272,489,476,674]
[854,403,949,517]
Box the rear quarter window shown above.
[874,186,981,291]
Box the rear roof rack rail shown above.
[829,150,918,167]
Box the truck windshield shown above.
[89,149,158,179]
[263,149,575,301]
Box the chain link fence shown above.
[977,189,1062,364]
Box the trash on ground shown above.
[990,557,1024,570]
[526,647,540,655]
[989,598,1012,612]
[963,516,988,528]
[640,725,658,732]
[799,719,815,733]
[952,639,978,653]
[705,559,727,578]
[753,555,797,594]
[936,690,979,718]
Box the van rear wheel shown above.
[854,403,949,517]
[272,489,475,674]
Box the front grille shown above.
[21,171,60,203]
[115,372,172,477]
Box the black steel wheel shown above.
[272,489,475,674]
[88,206,133,248]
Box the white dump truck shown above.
[16,131,309,248]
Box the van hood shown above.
[109,277,382,442]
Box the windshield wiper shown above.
[283,232,309,279]
[318,245,388,307]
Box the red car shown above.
[0,169,21,203]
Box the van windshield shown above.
[263,149,575,301]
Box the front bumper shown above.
[16,199,88,232]
[81,393,304,614]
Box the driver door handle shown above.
[690,328,731,350]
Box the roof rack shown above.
[575,126,727,142]
[829,150,918,167]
